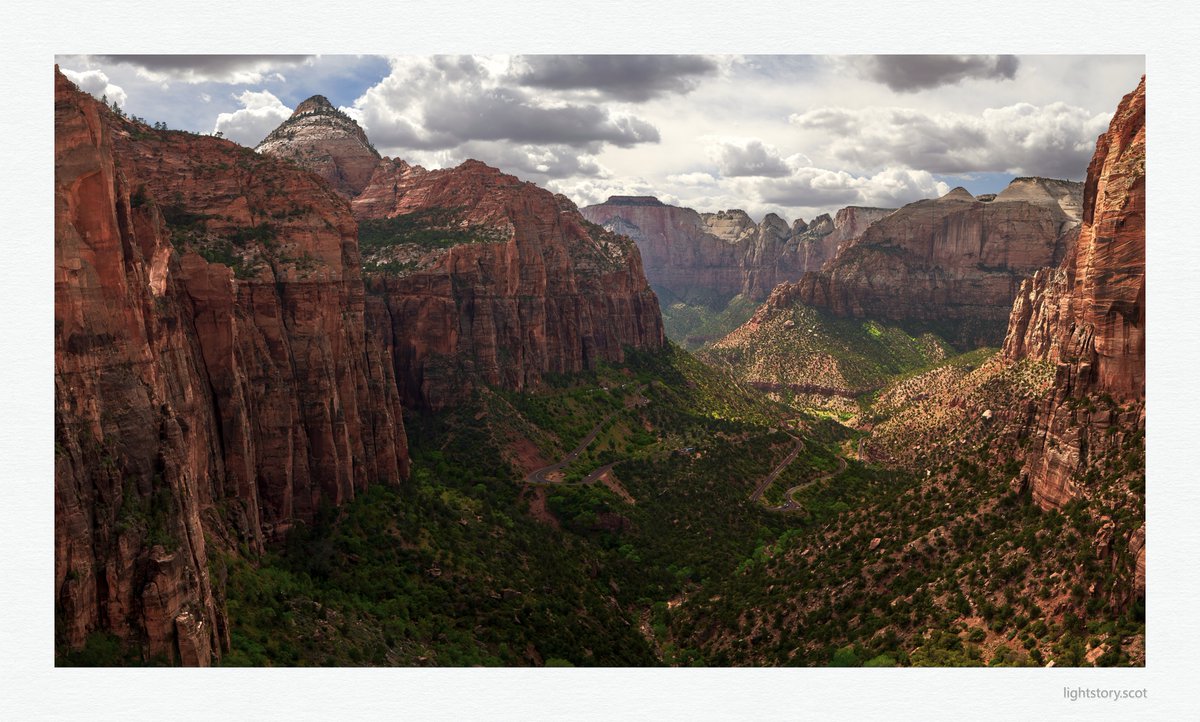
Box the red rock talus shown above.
[354,161,665,410]
[55,70,409,664]
[1002,77,1145,512]
[795,179,1082,345]
[255,95,381,198]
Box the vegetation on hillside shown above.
[658,294,761,351]
[214,340,1142,667]
[703,303,956,402]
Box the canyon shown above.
[580,195,893,304]
[54,65,1145,669]
[54,71,662,663]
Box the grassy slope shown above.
[211,344,1142,668]
[659,294,760,351]
[703,302,956,399]
[666,358,1145,667]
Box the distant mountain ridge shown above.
[790,177,1084,345]
[581,196,893,306]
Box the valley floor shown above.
[155,340,1143,668]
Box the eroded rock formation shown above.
[255,95,380,198]
[580,196,891,304]
[793,179,1083,345]
[352,162,665,410]
[55,69,409,664]
[1003,77,1145,512]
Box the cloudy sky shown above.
[56,54,1143,223]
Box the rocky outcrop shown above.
[1002,77,1145,511]
[793,179,1083,345]
[798,206,895,272]
[352,162,665,410]
[55,70,409,664]
[255,95,380,198]
[580,197,889,305]
[579,197,745,304]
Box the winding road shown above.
[523,385,646,487]
[748,434,805,502]
[524,411,619,485]
[520,385,849,511]
[745,420,851,512]
[766,453,848,512]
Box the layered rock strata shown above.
[792,179,1083,345]
[580,196,891,304]
[255,95,380,198]
[352,161,665,410]
[1002,77,1145,512]
[55,70,409,664]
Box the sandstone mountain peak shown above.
[941,186,976,201]
[292,94,336,117]
[993,176,1084,223]
[605,195,666,207]
[792,175,1082,344]
[256,93,380,198]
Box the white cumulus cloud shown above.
[790,101,1111,179]
[60,67,127,107]
[214,90,293,147]
[757,166,950,211]
[708,139,791,178]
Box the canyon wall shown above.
[55,71,410,664]
[1002,77,1145,512]
[793,179,1083,345]
[580,197,891,305]
[256,105,665,412]
[351,162,666,410]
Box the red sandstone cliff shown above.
[794,179,1083,345]
[55,70,409,664]
[579,197,890,304]
[1002,77,1145,513]
[255,95,380,198]
[352,162,665,410]
[579,197,745,303]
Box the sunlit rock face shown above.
[1002,77,1145,511]
[255,94,381,198]
[793,179,1083,346]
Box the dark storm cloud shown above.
[511,55,719,101]
[426,88,659,147]
[853,55,1019,92]
[357,58,662,152]
[713,140,791,177]
[366,89,659,151]
[95,55,313,82]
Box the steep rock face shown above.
[353,161,665,410]
[794,180,1083,345]
[255,95,381,198]
[1002,77,1145,512]
[580,197,888,304]
[580,197,745,303]
[55,71,409,664]
[799,206,895,273]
